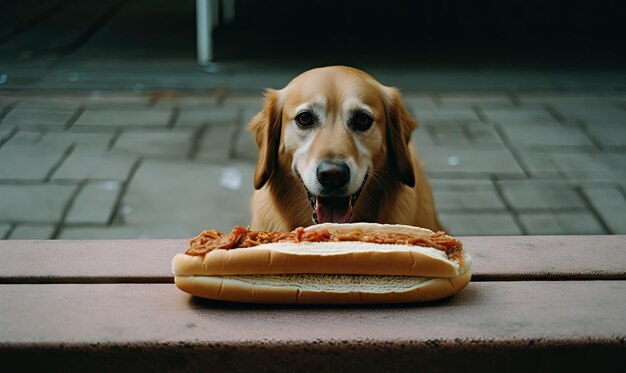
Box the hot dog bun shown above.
[175,272,471,304]
[172,223,471,304]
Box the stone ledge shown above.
[1,236,625,283]
[0,282,625,372]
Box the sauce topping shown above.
[186,226,463,261]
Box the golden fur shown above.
[248,66,441,231]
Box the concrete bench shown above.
[1,236,625,371]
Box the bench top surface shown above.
[1,235,625,370]
[1,235,624,282]
[1,281,626,345]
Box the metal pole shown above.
[196,0,212,65]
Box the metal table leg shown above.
[196,0,214,67]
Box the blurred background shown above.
[1,0,625,239]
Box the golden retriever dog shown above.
[248,66,441,232]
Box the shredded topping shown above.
[185,226,463,261]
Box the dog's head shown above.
[249,66,417,224]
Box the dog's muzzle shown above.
[305,175,367,225]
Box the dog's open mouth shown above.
[306,177,367,224]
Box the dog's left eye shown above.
[350,112,373,131]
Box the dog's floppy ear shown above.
[385,88,417,188]
[248,89,282,189]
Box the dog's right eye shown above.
[295,112,315,128]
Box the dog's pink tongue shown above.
[316,197,352,224]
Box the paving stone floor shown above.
[1,0,626,238]
[1,90,625,239]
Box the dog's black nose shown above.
[317,161,350,192]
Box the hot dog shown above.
[172,223,471,304]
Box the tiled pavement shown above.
[2,0,626,239]
[1,91,625,239]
